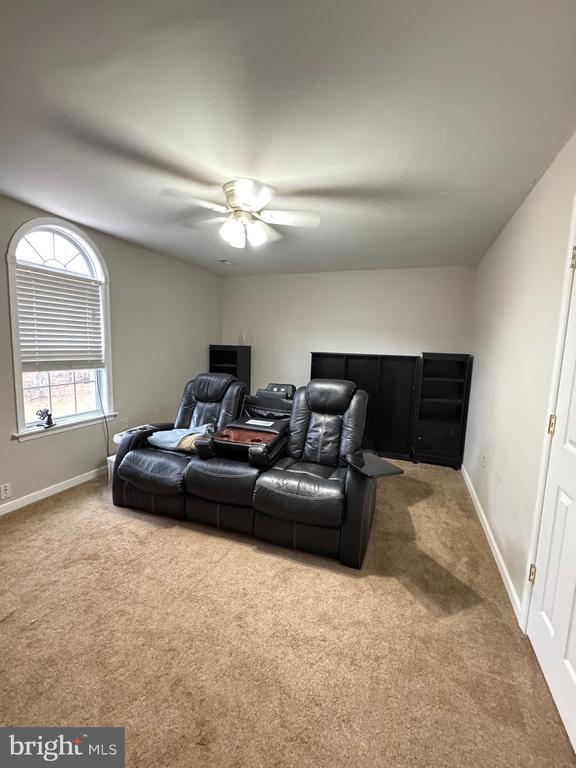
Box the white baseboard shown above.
[0,466,107,518]
[461,465,522,624]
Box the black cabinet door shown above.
[377,357,418,458]
[415,420,460,457]
[345,355,381,450]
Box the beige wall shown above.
[0,194,222,509]
[464,129,576,607]
[222,267,475,390]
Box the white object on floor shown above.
[107,455,116,485]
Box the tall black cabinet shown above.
[209,345,251,392]
[310,352,419,458]
[310,351,473,468]
[412,353,473,469]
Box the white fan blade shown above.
[258,221,283,244]
[182,216,228,230]
[161,187,228,214]
[260,209,320,228]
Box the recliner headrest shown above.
[306,379,357,414]
[192,372,236,402]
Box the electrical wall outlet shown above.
[481,455,487,469]
[122,418,129,429]
[0,482,12,500]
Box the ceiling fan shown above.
[161,178,321,249]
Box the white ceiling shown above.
[1,0,576,275]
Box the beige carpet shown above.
[0,462,574,768]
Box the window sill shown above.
[12,412,118,442]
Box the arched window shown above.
[7,217,113,435]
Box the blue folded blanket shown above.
[147,423,213,451]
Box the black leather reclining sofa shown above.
[113,372,395,568]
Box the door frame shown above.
[522,194,576,631]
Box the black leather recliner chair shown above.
[252,379,372,567]
[112,373,246,518]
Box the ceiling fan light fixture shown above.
[219,217,246,249]
[246,219,269,248]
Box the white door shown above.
[527,260,576,751]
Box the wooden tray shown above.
[212,428,277,448]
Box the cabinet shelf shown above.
[418,415,461,425]
[209,345,251,391]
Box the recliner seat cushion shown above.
[117,448,190,496]
[254,458,346,528]
[185,456,262,506]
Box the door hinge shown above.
[571,246,576,269]
[528,563,537,584]
[548,414,557,435]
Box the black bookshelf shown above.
[412,353,473,469]
[310,352,419,458]
[209,345,251,392]
[310,350,473,468]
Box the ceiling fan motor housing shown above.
[223,178,275,212]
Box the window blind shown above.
[15,264,105,371]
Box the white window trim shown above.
[7,216,115,437]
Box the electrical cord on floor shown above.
[95,372,110,459]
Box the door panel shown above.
[346,356,380,450]
[566,599,576,682]
[377,356,418,457]
[541,488,572,633]
[416,420,459,458]
[528,267,576,750]
[564,372,576,453]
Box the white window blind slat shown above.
[15,264,105,372]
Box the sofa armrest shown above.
[115,423,173,463]
[340,469,377,569]
[112,423,173,505]
[342,451,404,479]
[248,433,288,468]
[195,434,216,460]
[340,454,402,568]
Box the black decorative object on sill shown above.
[36,409,54,428]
